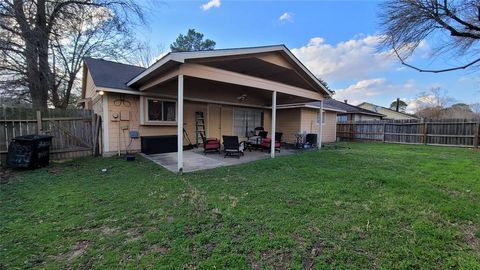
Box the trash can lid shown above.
[13,134,53,141]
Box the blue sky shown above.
[138,0,479,111]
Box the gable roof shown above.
[357,102,418,119]
[322,99,385,117]
[84,57,145,90]
[126,45,332,96]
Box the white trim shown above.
[177,75,184,175]
[144,97,177,123]
[139,96,145,124]
[318,100,323,149]
[271,91,277,158]
[102,94,109,153]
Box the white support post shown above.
[177,75,184,175]
[271,91,277,158]
[318,100,323,149]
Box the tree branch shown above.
[393,48,480,73]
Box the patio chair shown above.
[261,132,283,152]
[200,133,220,154]
[247,130,268,151]
[222,135,245,158]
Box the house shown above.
[323,99,384,122]
[357,102,418,120]
[80,45,334,173]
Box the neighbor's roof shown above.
[83,57,145,91]
[321,99,385,117]
[357,102,418,118]
[126,44,332,96]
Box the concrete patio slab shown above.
[141,148,299,173]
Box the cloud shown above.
[291,35,397,82]
[334,78,417,106]
[201,0,220,11]
[278,12,294,23]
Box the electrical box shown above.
[129,130,139,139]
[120,110,130,121]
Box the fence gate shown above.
[1,106,102,164]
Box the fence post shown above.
[35,111,42,134]
[424,120,428,145]
[382,122,386,143]
[474,121,480,148]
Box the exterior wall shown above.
[276,108,337,144]
[276,109,301,143]
[102,92,278,155]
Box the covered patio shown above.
[125,46,331,174]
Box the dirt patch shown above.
[303,241,324,270]
[124,229,142,243]
[459,223,480,253]
[258,249,292,270]
[100,226,118,237]
[151,244,170,255]
[0,167,13,184]
[67,240,89,262]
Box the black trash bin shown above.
[7,135,53,169]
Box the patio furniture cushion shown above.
[200,133,220,153]
[260,132,283,152]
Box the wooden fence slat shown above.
[337,118,480,148]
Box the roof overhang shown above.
[126,45,332,97]
[277,103,346,113]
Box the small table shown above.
[294,133,305,149]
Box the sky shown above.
[136,0,479,112]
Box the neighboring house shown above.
[323,99,384,122]
[358,102,418,120]
[80,45,333,173]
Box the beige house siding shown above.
[276,109,301,143]
[276,108,337,144]
[99,92,279,155]
[353,114,382,121]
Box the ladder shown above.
[195,111,206,145]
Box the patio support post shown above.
[271,91,277,158]
[177,74,184,175]
[318,100,323,149]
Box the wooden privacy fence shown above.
[1,106,102,164]
[337,119,480,148]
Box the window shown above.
[337,114,348,122]
[146,98,176,122]
[317,111,326,125]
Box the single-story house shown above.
[80,45,335,173]
[323,99,384,122]
[357,102,418,120]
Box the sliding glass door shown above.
[233,108,263,140]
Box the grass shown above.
[1,142,479,269]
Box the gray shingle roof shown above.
[84,57,145,90]
[308,99,384,116]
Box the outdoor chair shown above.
[222,135,245,158]
[261,132,283,152]
[247,130,268,151]
[200,133,220,154]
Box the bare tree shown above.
[380,0,480,73]
[132,40,166,68]
[0,0,144,111]
[414,87,455,118]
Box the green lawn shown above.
[1,143,479,269]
